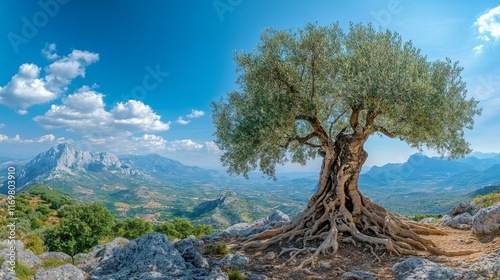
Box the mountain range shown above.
[1,143,500,224]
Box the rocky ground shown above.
[0,201,499,280]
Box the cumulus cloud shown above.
[186,109,205,118]
[176,116,191,125]
[474,5,500,54]
[204,141,221,153]
[34,86,170,140]
[0,45,99,113]
[0,134,57,143]
[167,139,203,151]
[42,43,59,60]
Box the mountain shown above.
[120,154,220,184]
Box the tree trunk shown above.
[242,130,472,268]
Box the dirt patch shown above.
[214,226,499,279]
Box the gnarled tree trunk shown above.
[243,130,471,268]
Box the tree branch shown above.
[350,106,362,128]
[328,110,347,136]
[282,132,321,149]
[375,127,397,138]
[295,115,330,145]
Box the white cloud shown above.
[474,5,500,54]
[473,44,484,55]
[0,47,98,113]
[176,116,191,125]
[0,134,57,143]
[204,141,221,153]
[186,109,205,118]
[34,86,170,140]
[0,123,4,129]
[42,43,59,60]
[132,134,168,147]
[167,139,203,151]
[475,5,500,40]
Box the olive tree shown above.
[211,23,481,267]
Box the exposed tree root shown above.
[241,133,476,270]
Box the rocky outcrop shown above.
[38,252,72,262]
[219,254,249,270]
[0,239,42,268]
[392,255,500,280]
[440,201,478,230]
[34,264,84,280]
[75,237,129,273]
[472,202,500,236]
[174,235,209,268]
[88,232,227,280]
[212,210,290,239]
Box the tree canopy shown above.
[212,22,481,178]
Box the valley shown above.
[1,143,500,230]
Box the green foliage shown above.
[407,213,443,222]
[155,218,212,240]
[226,269,248,280]
[204,243,231,257]
[42,257,71,269]
[474,189,500,209]
[211,22,481,178]
[14,261,36,280]
[112,218,153,240]
[25,184,75,210]
[45,203,114,256]
[26,232,44,255]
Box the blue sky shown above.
[0,0,499,170]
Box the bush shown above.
[14,261,36,280]
[155,218,212,240]
[113,218,153,240]
[407,213,443,222]
[204,243,230,257]
[226,269,248,280]
[474,190,500,209]
[42,257,71,269]
[26,232,44,255]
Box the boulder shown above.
[392,258,462,280]
[440,213,473,230]
[89,232,228,280]
[448,201,478,216]
[472,202,500,236]
[219,253,249,270]
[216,210,290,239]
[247,273,269,280]
[76,237,129,273]
[34,263,84,280]
[342,271,377,280]
[38,252,72,262]
[174,235,209,268]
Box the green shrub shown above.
[204,243,230,256]
[155,218,212,240]
[112,218,153,240]
[14,261,36,280]
[42,257,71,269]
[226,269,248,280]
[407,213,443,222]
[474,190,500,209]
[26,233,44,255]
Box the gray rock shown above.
[174,235,209,268]
[419,217,438,224]
[38,251,72,262]
[472,202,500,236]
[218,210,289,238]
[219,254,249,270]
[248,273,269,280]
[342,271,377,279]
[34,263,84,280]
[494,250,500,275]
[440,212,473,229]
[0,239,23,251]
[89,232,228,280]
[448,201,478,216]
[392,258,462,280]
[16,249,43,268]
[76,237,129,273]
